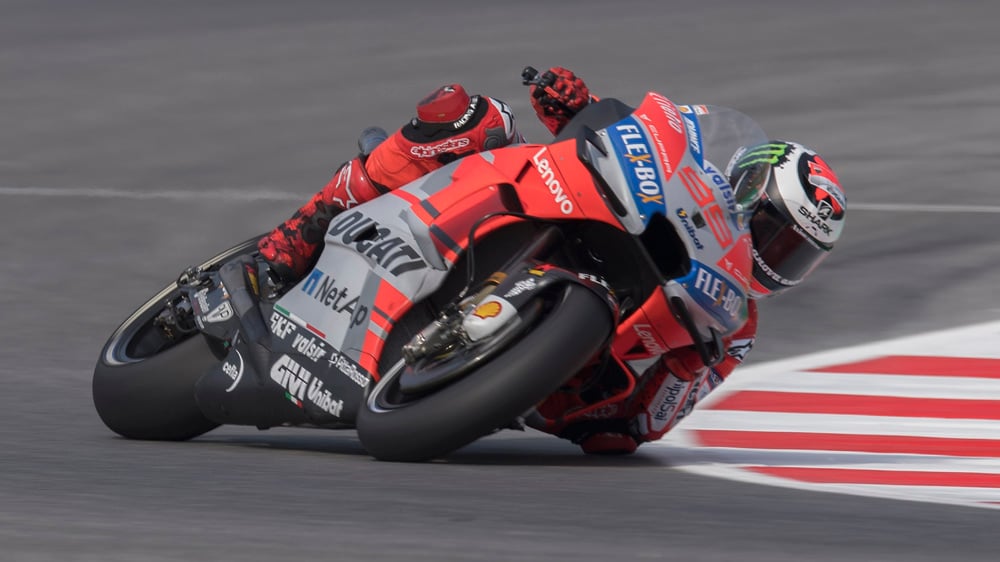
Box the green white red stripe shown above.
[273,304,327,339]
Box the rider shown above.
[257,67,847,455]
[257,82,530,282]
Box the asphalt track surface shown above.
[2,1,999,560]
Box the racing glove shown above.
[529,67,591,135]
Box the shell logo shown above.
[472,301,502,319]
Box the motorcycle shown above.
[93,68,767,461]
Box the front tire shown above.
[356,284,613,462]
[92,236,262,441]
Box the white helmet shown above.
[727,141,846,297]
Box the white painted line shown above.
[0,186,302,202]
[685,411,1000,440]
[850,202,1000,214]
[722,371,1000,400]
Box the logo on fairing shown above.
[328,351,369,388]
[676,208,705,250]
[205,302,233,323]
[678,261,747,332]
[271,354,344,416]
[608,116,665,218]
[531,147,574,214]
[327,212,428,276]
[473,301,502,319]
[503,278,537,298]
[270,355,312,408]
[222,349,244,393]
[682,114,703,168]
[633,324,667,356]
[292,333,327,363]
[270,311,295,340]
[301,268,367,328]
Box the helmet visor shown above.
[731,163,769,211]
[751,199,829,287]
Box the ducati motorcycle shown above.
[93,69,767,461]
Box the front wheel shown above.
[92,236,263,441]
[356,284,614,462]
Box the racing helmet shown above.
[726,141,846,298]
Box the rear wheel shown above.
[356,283,613,462]
[92,236,262,441]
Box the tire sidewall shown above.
[356,284,613,461]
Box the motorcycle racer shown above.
[257,83,526,282]
[256,67,847,455]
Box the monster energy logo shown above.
[736,143,791,168]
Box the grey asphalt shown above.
[2,1,1000,560]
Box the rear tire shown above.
[92,236,262,441]
[356,284,613,462]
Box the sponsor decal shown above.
[473,301,502,319]
[702,162,736,213]
[797,205,833,236]
[292,333,327,363]
[301,268,368,328]
[503,278,537,298]
[270,355,312,408]
[410,137,471,158]
[676,208,705,250]
[327,212,428,276]
[271,354,345,416]
[205,301,233,324]
[692,263,743,319]
[270,311,296,340]
[578,272,611,291]
[451,95,480,129]
[752,247,801,286]
[727,338,754,363]
[195,289,211,313]
[327,351,370,388]
[650,374,691,433]
[331,160,358,209]
[648,92,684,135]
[679,104,710,116]
[607,116,665,217]
[531,146,574,214]
[222,349,244,393]
[735,142,793,168]
[682,114,703,169]
[633,323,667,356]
[305,377,345,417]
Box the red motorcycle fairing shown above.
[226,91,752,427]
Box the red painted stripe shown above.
[748,466,1000,488]
[708,391,1000,419]
[305,324,326,339]
[810,355,1000,378]
[694,430,1000,458]
[392,190,435,225]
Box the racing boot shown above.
[258,155,387,284]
